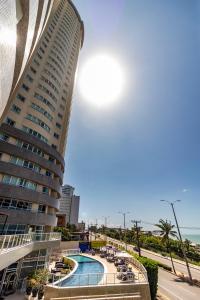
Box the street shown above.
[158,268,200,300]
[139,248,200,281]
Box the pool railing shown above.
[50,271,145,287]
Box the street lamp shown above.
[118,211,130,250]
[102,216,110,229]
[160,200,193,284]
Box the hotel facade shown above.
[0,0,83,293]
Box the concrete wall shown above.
[44,283,151,300]
[60,241,79,250]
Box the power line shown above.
[140,220,200,230]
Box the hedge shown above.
[138,256,158,300]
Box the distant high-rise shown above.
[57,184,80,226]
[0,0,84,234]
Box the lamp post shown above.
[118,211,130,250]
[102,216,109,229]
[160,200,193,284]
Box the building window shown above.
[6,117,15,126]
[49,156,55,163]
[33,59,40,66]
[42,187,49,194]
[30,66,36,74]
[56,123,61,129]
[31,103,53,121]
[11,104,21,114]
[54,133,59,139]
[17,94,25,102]
[51,144,57,150]
[26,114,50,132]
[16,140,44,157]
[2,175,37,191]
[26,74,33,82]
[34,92,55,112]
[58,113,63,119]
[46,170,52,177]
[0,197,32,211]
[38,204,46,213]
[10,156,41,173]
[38,84,57,103]
[0,133,9,141]
[22,126,48,143]
[22,83,29,91]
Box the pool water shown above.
[58,255,104,287]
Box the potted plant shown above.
[25,278,36,299]
[38,286,44,300]
[32,286,38,298]
[25,286,32,296]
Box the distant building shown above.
[77,221,85,232]
[57,184,80,226]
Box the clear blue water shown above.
[58,255,104,287]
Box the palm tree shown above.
[155,219,177,274]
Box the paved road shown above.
[139,247,200,281]
[158,268,200,300]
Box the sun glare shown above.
[79,54,124,108]
[0,27,16,46]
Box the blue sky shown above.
[64,0,200,232]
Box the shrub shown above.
[157,262,172,272]
[138,256,158,300]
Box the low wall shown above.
[44,283,151,300]
[60,241,79,250]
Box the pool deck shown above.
[83,253,146,284]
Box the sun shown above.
[78,54,124,108]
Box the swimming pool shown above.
[57,255,104,287]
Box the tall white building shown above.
[0,0,83,294]
[57,184,80,226]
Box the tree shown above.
[155,219,177,274]
[184,239,192,252]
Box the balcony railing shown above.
[0,232,61,253]
[50,271,146,287]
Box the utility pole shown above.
[118,211,130,250]
[95,219,98,240]
[102,216,109,234]
[131,220,141,257]
[160,200,193,284]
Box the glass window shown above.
[54,133,59,139]
[56,123,61,129]
[30,66,36,74]
[17,94,25,102]
[42,187,49,194]
[22,83,29,91]
[38,205,46,213]
[6,118,15,126]
[26,74,33,82]
[0,133,9,141]
[46,171,52,177]
[2,175,11,184]
[11,104,21,114]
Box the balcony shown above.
[0,232,61,270]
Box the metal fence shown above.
[0,232,61,253]
[51,271,143,287]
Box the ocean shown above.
[182,234,200,245]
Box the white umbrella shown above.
[115,251,132,258]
